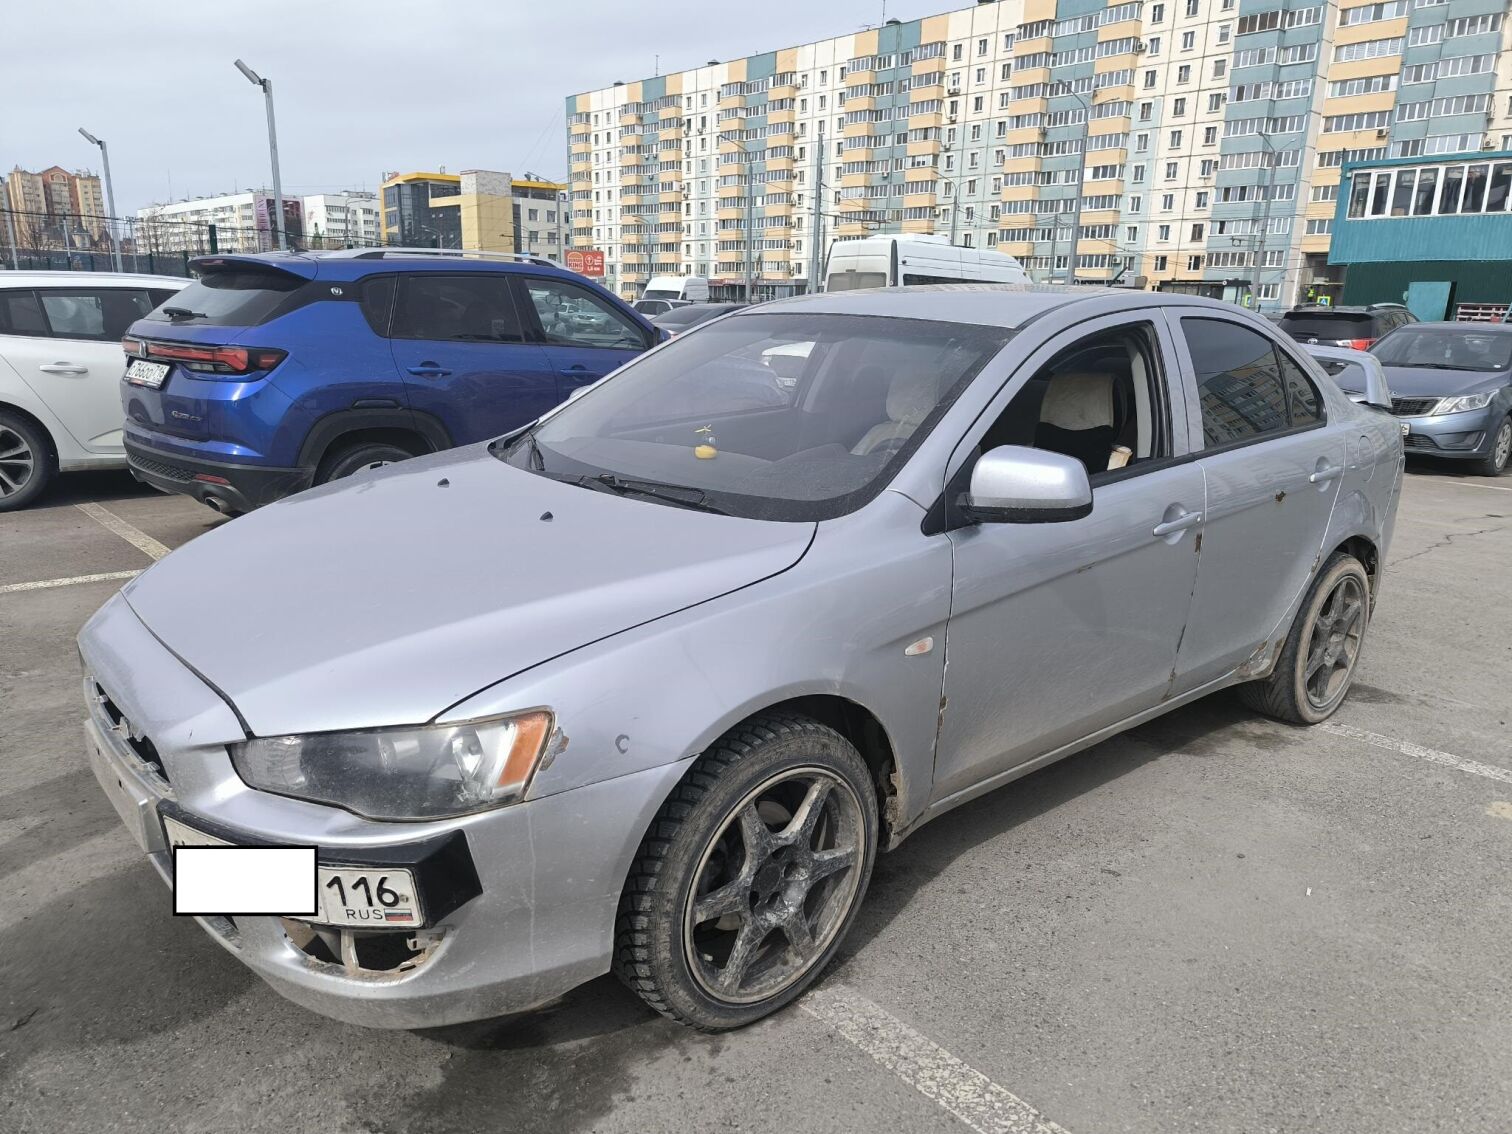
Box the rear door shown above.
[388,273,558,445]
[1166,313,1345,688]
[4,285,177,455]
[514,274,652,397]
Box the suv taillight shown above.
[123,338,286,375]
[1347,338,1374,350]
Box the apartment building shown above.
[4,165,107,248]
[511,176,569,259]
[566,0,1512,309]
[136,191,381,253]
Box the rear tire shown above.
[315,440,417,484]
[0,411,56,512]
[614,713,878,1031]
[1469,414,1511,478]
[1239,553,1370,725]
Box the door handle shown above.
[1152,509,1203,538]
[406,364,451,378]
[40,362,88,375]
[558,366,596,379]
[1309,463,1345,484]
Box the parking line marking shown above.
[75,502,171,561]
[1432,480,1512,493]
[0,570,142,595]
[1323,722,1512,786]
[801,986,1072,1134]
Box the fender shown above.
[295,407,453,469]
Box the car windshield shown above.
[496,311,1011,521]
[1278,312,1373,338]
[654,305,734,328]
[1372,329,1512,372]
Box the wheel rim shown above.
[0,425,36,497]
[682,766,865,1005]
[1303,574,1366,710]
[1494,421,1511,471]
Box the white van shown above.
[634,275,711,317]
[823,234,1029,292]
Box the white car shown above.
[0,271,185,509]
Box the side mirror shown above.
[1361,365,1392,411]
[962,445,1093,524]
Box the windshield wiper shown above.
[575,473,728,514]
[161,305,206,320]
[1393,362,1488,371]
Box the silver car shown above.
[80,287,1404,1031]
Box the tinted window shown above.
[359,276,396,335]
[144,268,305,327]
[1276,348,1322,427]
[38,288,161,341]
[653,304,739,329]
[522,277,644,350]
[392,274,524,343]
[1182,318,1290,447]
[0,290,47,336]
[1277,312,1373,339]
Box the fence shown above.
[0,207,397,277]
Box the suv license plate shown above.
[161,815,422,928]
[126,359,170,388]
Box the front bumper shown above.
[81,594,690,1029]
[1398,408,1497,458]
[124,437,312,512]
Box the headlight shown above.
[1432,392,1495,415]
[231,710,555,820]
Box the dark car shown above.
[120,250,659,514]
[1370,322,1512,476]
[650,302,747,335]
[1277,303,1416,350]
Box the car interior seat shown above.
[1033,370,1118,473]
[851,368,944,455]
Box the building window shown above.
[1173,97,1187,116]
[1158,224,1171,240]
[1170,130,1183,148]
[1154,254,1169,270]
[1181,31,1195,50]
[1147,36,1162,55]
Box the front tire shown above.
[1470,414,1511,478]
[315,440,417,484]
[614,713,878,1031]
[1239,553,1371,725]
[0,412,56,512]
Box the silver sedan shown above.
[79,286,1404,1031]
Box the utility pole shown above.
[1,177,18,269]
[1051,80,1092,285]
[809,122,825,291]
[745,157,755,302]
[234,59,286,251]
[78,129,123,271]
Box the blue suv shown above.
[121,250,658,513]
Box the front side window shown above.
[391,274,525,343]
[1182,318,1322,448]
[499,312,1010,520]
[521,277,645,350]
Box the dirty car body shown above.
[79,286,1404,1029]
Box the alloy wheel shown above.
[0,425,36,498]
[682,766,865,1005]
[1303,573,1366,710]
[1494,420,1511,473]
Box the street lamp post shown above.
[1250,134,1302,312]
[720,133,758,302]
[1050,80,1092,285]
[77,128,122,271]
[233,59,286,251]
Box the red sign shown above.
[565,249,605,277]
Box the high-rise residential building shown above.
[4,165,107,249]
[511,176,569,259]
[135,191,379,254]
[379,170,516,252]
[566,0,1512,308]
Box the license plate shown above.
[162,815,422,928]
[1401,423,1411,437]
[125,358,170,388]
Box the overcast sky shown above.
[4,0,951,216]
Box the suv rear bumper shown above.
[125,438,312,512]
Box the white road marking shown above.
[1428,479,1512,494]
[75,502,171,561]
[1323,722,1512,786]
[802,986,1072,1134]
[0,569,142,595]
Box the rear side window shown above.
[1181,318,1292,448]
[38,288,163,341]
[391,274,525,343]
[1276,348,1322,427]
[0,291,48,336]
[144,268,305,327]
[359,276,396,335]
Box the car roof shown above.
[0,270,188,288]
[744,283,1249,330]
[1394,320,1512,334]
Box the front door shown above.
[388,273,559,445]
[1164,314,1345,688]
[932,313,1206,804]
[513,275,650,398]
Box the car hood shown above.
[1378,366,1508,399]
[122,444,814,736]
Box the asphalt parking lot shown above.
[2,462,1510,1134]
